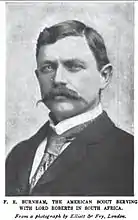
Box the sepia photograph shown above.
[5,1,134,196]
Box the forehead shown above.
[37,36,95,64]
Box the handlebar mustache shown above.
[43,87,81,102]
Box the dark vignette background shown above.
[6,2,134,155]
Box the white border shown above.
[134,1,138,196]
[0,1,5,197]
[1,1,137,220]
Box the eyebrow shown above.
[39,58,87,68]
[39,60,58,66]
[62,58,86,65]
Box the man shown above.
[6,20,134,196]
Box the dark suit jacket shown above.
[6,111,134,196]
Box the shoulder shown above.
[86,111,134,158]
[6,121,49,164]
[100,111,133,145]
[110,125,134,147]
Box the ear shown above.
[35,69,39,78]
[100,64,113,90]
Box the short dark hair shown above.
[36,20,110,71]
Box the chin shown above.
[51,104,78,121]
[45,98,98,122]
[46,100,86,122]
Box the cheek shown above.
[37,76,52,94]
[69,72,101,101]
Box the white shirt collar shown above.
[49,103,103,135]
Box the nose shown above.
[54,65,67,85]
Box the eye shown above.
[68,65,83,72]
[65,61,86,73]
[39,64,55,74]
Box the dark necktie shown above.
[29,120,92,192]
[29,128,73,192]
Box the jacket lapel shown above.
[32,111,115,192]
[16,121,50,194]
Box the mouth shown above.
[54,95,68,100]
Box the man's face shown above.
[36,36,106,122]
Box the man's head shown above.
[35,20,112,123]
